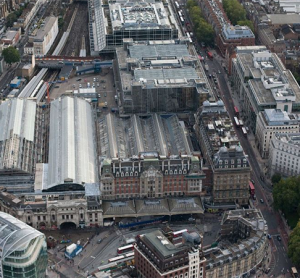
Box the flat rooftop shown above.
[32,17,57,41]
[274,133,300,146]
[267,13,300,25]
[236,50,300,105]
[109,0,173,31]
[116,41,209,93]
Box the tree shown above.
[271,173,282,185]
[237,20,254,32]
[222,0,247,25]
[6,13,17,28]
[273,176,300,216]
[288,221,300,267]
[2,47,20,65]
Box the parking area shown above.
[50,69,117,111]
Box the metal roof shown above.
[47,97,98,189]
[0,98,36,142]
[99,113,191,159]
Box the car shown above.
[104,93,107,97]
[251,179,255,184]
[93,78,96,82]
[218,70,221,74]
[277,235,282,241]
[100,80,105,83]
[76,78,81,81]
[79,84,82,88]
[267,234,271,239]
[260,199,264,203]
[54,86,59,88]
[103,86,106,89]
[104,102,107,106]
[98,94,101,98]
[97,238,102,244]
[97,83,100,87]
[252,194,257,200]
[208,74,212,78]
[265,268,271,274]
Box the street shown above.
[205,53,293,276]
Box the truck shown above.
[204,64,209,71]
[65,243,83,259]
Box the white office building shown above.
[269,133,300,177]
[255,109,299,158]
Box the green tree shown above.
[2,47,20,65]
[6,13,17,28]
[271,173,282,185]
[288,221,300,267]
[237,20,254,32]
[223,0,247,25]
[273,176,300,216]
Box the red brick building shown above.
[217,25,255,57]
[135,229,206,278]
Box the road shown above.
[205,54,293,276]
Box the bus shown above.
[249,181,255,196]
[207,52,213,59]
[234,106,239,116]
[172,229,188,238]
[117,244,134,254]
[175,1,179,9]
[242,127,247,137]
[291,267,299,278]
[186,33,192,43]
[108,255,125,263]
[125,252,134,258]
[234,117,240,127]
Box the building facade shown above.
[114,40,210,113]
[195,100,251,205]
[101,154,205,200]
[24,17,58,56]
[0,212,48,278]
[99,113,205,199]
[269,133,300,177]
[212,146,251,205]
[88,0,180,54]
[217,25,255,57]
[255,109,299,158]
[135,229,206,278]
[0,99,38,175]
[231,47,300,131]
[0,184,102,230]
[134,209,268,278]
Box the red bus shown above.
[207,52,213,59]
[117,244,134,254]
[249,181,255,196]
[172,229,188,238]
[234,106,239,116]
